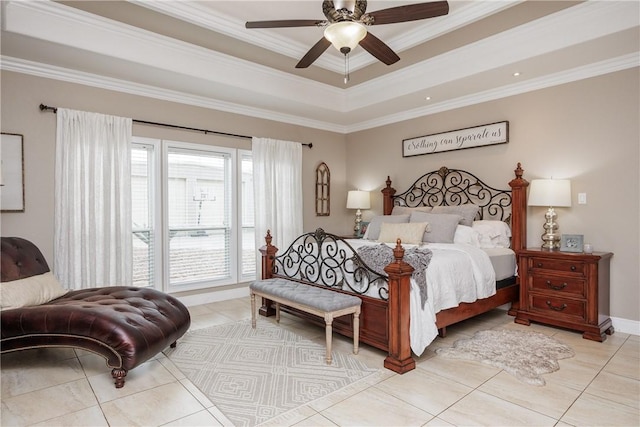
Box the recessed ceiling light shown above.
[513,72,521,77]
[425,96,431,101]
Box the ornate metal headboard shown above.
[389,166,513,223]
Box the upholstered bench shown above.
[250,278,361,364]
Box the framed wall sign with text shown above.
[403,121,509,157]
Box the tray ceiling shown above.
[1,1,638,133]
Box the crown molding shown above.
[131,0,522,74]
[0,56,349,134]
[347,53,640,133]
[3,0,346,112]
[3,53,636,135]
[2,1,637,134]
[348,0,640,110]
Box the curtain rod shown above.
[39,104,312,148]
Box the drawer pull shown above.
[546,301,567,311]
[570,265,576,271]
[537,262,543,268]
[546,281,567,290]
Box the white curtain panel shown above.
[252,137,303,260]
[54,108,133,290]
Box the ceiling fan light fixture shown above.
[324,21,367,53]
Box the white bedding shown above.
[346,239,496,356]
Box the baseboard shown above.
[611,316,640,336]
[176,286,249,307]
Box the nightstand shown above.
[515,248,614,342]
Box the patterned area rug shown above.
[164,320,379,426]
[435,329,575,386]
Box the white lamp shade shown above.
[346,190,370,210]
[324,21,367,52]
[528,179,572,207]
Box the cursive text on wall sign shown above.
[402,121,509,157]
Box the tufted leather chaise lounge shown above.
[1,237,191,388]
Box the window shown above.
[131,138,254,292]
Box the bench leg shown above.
[275,302,281,323]
[353,308,360,355]
[251,292,256,328]
[324,314,333,365]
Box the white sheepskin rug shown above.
[435,329,575,386]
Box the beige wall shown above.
[347,68,640,323]
[0,71,351,267]
[1,68,638,324]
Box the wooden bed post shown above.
[258,230,278,316]
[382,176,396,215]
[383,240,416,374]
[509,163,529,253]
[508,163,529,316]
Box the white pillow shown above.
[472,220,512,248]
[377,222,428,245]
[1,272,68,310]
[453,225,482,247]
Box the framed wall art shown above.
[560,234,584,253]
[315,162,330,216]
[1,133,25,212]
[402,121,509,157]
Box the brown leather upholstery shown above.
[1,237,191,388]
[1,237,50,281]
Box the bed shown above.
[257,163,529,373]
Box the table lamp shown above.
[528,179,572,250]
[346,190,370,236]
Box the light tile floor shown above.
[2,297,639,426]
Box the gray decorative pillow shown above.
[365,214,410,240]
[432,204,480,226]
[410,212,464,243]
[391,206,433,215]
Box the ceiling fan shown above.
[245,0,449,73]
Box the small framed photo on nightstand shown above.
[357,221,369,238]
[560,234,584,253]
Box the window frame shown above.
[131,137,163,290]
[131,137,254,293]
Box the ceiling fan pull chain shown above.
[344,52,350,84]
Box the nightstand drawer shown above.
[530,275,586,297]
[530,257,585,276]
[530,295,586,320]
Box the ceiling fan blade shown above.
[367,1,449,25]
[246,20,325,29]
[359,32,400,65]
[296,38,332,68]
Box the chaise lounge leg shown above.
[170,341,177,348]
[112,368,127,388]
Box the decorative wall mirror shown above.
[315,162,330,216]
